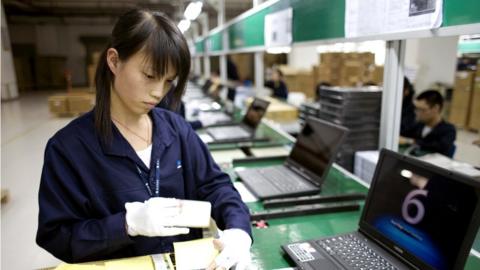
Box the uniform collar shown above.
[99,109,176,159]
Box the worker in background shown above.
[400,90,456,157]
[264,67,289,100]
[401,77,416,135]
[208,70,222,100]
[36,9,252,270]
[226,56,240,102]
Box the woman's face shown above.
[272,70,281,82]
[107,48,176,115]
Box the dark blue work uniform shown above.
[401,120,456,157]
[36,108,251,263]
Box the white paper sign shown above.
[264,8,293,48]
[345,0,443,38]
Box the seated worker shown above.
[226,56,240,102]
[400,90,456,157]
[208,70,222,100]
[401,77,416,135]
[264,67,288,100]
[36,9,251,270]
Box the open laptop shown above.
[205,97,270,142]
[283,149,480,270]
[236,117,348,199]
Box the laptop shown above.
[197,110,234,127]
[282,149,480,270]
[206,97,270,142]
[236,116,348,199]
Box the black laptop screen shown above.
[363,153,479,270]
[288,118,347,182]
[242,98,270,129]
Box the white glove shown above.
[207,229,252,270]
[125,197,190,237]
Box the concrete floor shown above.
[1,91,480,269]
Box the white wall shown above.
[405,36,458,93]
[1,4,19,100]
[287,44,318,70]
[9,23,113,86]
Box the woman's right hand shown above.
[125,197,190,237]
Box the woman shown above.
[264,67,288,100]
[36,9,251,269]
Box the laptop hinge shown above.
[286,162,315,183]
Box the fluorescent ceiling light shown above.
[184,1,203,21]
[178,19,191,33]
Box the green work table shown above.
[222,154,480,270]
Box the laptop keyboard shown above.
[208,126,251,140]
[245,166,312,193]
[317,234,398,270]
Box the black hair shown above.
[416,89,444,110]
[272,67,283,78]
[94,9,190,143]
[403,77,415,100]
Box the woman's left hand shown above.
[207,229,252,270]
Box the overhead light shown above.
[266,46,291,54]
[184,1,203,21]
[178,19,191,33]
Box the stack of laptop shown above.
[315,86,383,172]
[283,149,480,270]
[236,116,349,199]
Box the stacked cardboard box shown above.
[280,67,316,98]
[314,52,380,86]
[468,65,480,130]
[449,71,476,128]
[48,89,95,116]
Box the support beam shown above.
[379,40,406,151]
[200,13,211,78]
[254,52,264,90]
[218,0,227,84]
[253,0,265,92]
[191,23,201,76]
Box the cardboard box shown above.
[468,74,480,130]
[449,71,475,127]
[354,150,379,185]
[295,72,316,98]
[279,66,316,98]
[48,91,95,116]
[365,65,384,85]
[68,93,95,113]
[319,52,344,66]
[48,95,69,114]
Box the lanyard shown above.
[136,158,160,197]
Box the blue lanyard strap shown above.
[155,159,160,196]
[136,159,160,197]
